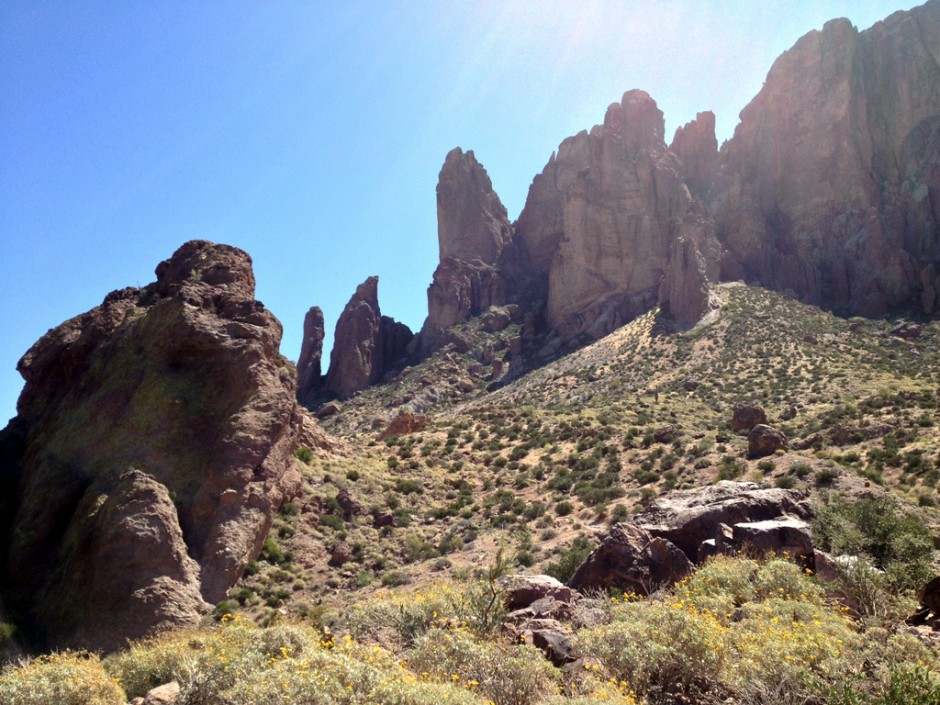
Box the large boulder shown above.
[567,523,693,595]
[748,424,789,458]
[635,481,811,562]
[1,240,310,651]
[324,277,413,400]
[731,403,767,433]
[714,4,940,316]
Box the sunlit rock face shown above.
[418,148,515,353]
[713,4,940,315]
[517,90,718,334]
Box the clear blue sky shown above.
[0,1,919,424]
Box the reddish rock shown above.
[378,412,430,440]
[297,306,325,405]
[436,148,513,265]
[2,241,306,651]
[417,150,514,354]
[567,523,693,595]
[748,424,789,458]
[324,277,413,400]
[517,90,718,333]
[731,403,767,433]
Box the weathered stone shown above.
[669,111,719,200]
[731,403,767,433]
[329,542,352,566]
[517,90,718,333]
[336,487,362,519]
[378,412,430,440]
[141,681,181,705]
[890,323,923,340]
[653,424,679,444]
[567,523,693,595]
[748,424,789,458]
[297,306,325,405]
[499,574,576,611]
[2,241,307,651]
[713,5,940,316]
[325,277,413,400]
[732,517,814,561]
[437,148,513,265]
[635,481,810,562]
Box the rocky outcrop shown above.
[634,481,811,562]
[324,277,413,400]
[297,306,325,405]
[714,3,940,316]
[568,523,693,595]
[418,150,514,353]
[731,403,767,433]
[569,483,817,595]
[1,240,308,651]
[748,424,789,458]
[437,148,513,264]
[517,90,719,335]
[669,111,719,200]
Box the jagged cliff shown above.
[714,1,940,315]
[0,241,324,651]
[299,1,939,407]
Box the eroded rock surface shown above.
[2,240,310,650]
[714,4,940,315]
[297,306,325,405]
[324,277,413,400]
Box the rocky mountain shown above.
[714,2,940,316]
[0,241,326,651]
[299,3,940,402]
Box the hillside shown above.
[234,282,940,620]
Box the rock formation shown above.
[516,90,719,335]
[714,3,940,316]
[669,111,719,200]
[418,149,515,353]
[324,277,412,400]
[296,306,325,405]
[1,240,310,651]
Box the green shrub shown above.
[575,599,726,702]
[293,446,314,464]
[545,536,592,583]
[0,652,124,705]
[812,495,933,592]
[410,628,560,705]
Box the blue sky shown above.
[0,1,919,424]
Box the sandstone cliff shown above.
[714,1,940,315]
[324,276,413,400]
[0,241,312,651]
